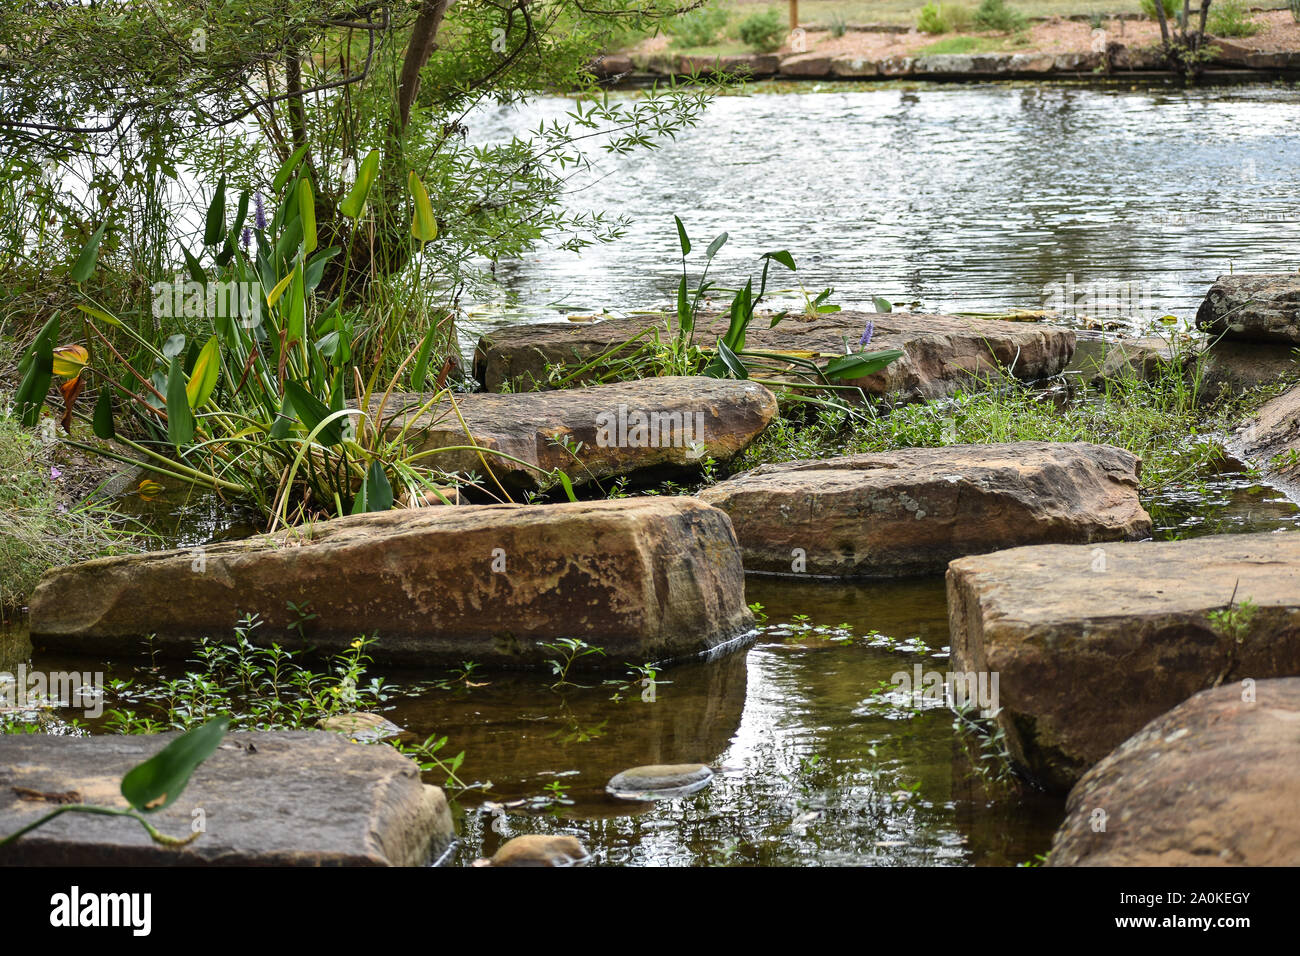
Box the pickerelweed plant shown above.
[542,216,903,415]
[14,150,573,526]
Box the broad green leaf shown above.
[76,304,123,328]
[165,355,195,447]
[297,177,317,255]
[121,717,229,813]
[558,471,577,503]
[822,348,905,381]
[410,321,440,392]
[676,275,692,337]
[203,176,226,247]
[340,150,380,220]
[713,339,748,379]
[162,333,186,359]
[353,459,393,513]
[181,245,206,284]
[705,232,728,259]
[408,171,438,242]
[673,215,691,256]
[186,336,221,408]
[283,380,343,446]
[761,250,796,271]
[92,383,115,439]
[272,144,309,193]
[69,220,109,283]
[15,336,53,427]
[873,296,892,314]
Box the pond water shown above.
[466,82,1300,334]
[12,82,1300,866]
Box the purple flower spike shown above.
[859,320,874,348]
[254,191,266,231]
[241,227,251,251]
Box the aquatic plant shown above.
[16,156,579,526]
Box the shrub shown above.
[973,0,1027,32]
[830,12,849,37]
[738,10,785,52]
[1208,0,1262,36]
[668,5,730,48]
[918,3,972,33]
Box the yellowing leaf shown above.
[186,336,221,408]
[51,345,88,378]
[408,171,438,243]
[265,271,294,308]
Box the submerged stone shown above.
[485,834,590,867]
[699,442,1151,577]
[28,499,754,669]
[0,731,453,866]
[369,376,777,492]
[473,311,1075,403]
[316,712,406,743]
[606,763,714,800]
[948,531,1300,792]
[1049,680,1300,866]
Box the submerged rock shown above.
[1196,273,1300,345]
[316,712,406,744]
[699,442,1151,577]
[1049,680,1300,866]
[473,311,1075,403]
[948,531,1300,792]
[485,834,590,867]
[0,731,453,866]
[370,376,777,492]
[28,499,754,669]
[606,763,714,800]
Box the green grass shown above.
[735,338,1268,495]
[0,417,135,614]
[916,33,1029,54]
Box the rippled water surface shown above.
[466,82,1300,331]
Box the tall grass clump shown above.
[0,417,132,613]
[918,3,974,34]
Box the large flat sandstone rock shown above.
[1196,273,1300,344]
[28,499,753,668]
[1049,680,1300,866]
[948,531,1300,792]
[473,312,1075,403]
[0,731,452,866]
[371,376,777,491]
[699,442,1151,576]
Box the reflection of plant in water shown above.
[952,702,1015,789]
